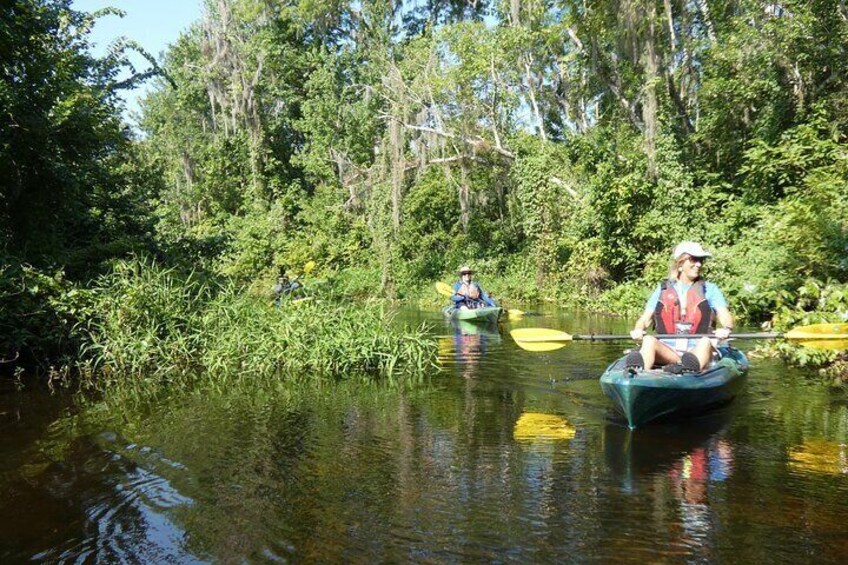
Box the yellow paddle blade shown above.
[435,281,453,297]
[514,412,576,442]
[303,260,316,274]
[510,328,573,352]
[507,309,525,319]
[512,340,566,352]
[785,323,848,351]
[436,337,453,362]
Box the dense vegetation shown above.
[1,0,846,382]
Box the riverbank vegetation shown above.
[74,259,436,396]
[2,0,846,383]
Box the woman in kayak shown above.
[451,266,497,310]
[626,241,734,373]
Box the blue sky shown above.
[73,0,203,123]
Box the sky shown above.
[72,0,203,124]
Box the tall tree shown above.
[0,0,155,268]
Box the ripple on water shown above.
[30,435,200,564]
[7,308,848,563]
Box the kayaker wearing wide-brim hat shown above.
[626,241,735,374]
[452,265,497,310]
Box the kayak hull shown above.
[600,347,749,430]
[443,306,502,324]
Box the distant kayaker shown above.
[626,241,734,373]
[452,266,497,310]
[273,273,301,307]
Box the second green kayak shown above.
[442,305,503,324]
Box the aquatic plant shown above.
[76,259,438,396]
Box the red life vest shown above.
[457,282,481,300]
[653,279,714,335]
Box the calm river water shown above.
[2,307,848,563]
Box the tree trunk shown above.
[459,160,470,231]
[664,0,677,52]
[695,0,718,45]
[642,0,659,180]
[524,56,548,143]
[390,117,404,231]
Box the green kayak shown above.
[600,346,749,430]
[442,305,503,324]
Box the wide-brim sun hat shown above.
[673,241,712,260]
[458,265,474,274]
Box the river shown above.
[2,306,847,562]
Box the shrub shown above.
[77,259,438,396]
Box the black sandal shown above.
[663,352,701,374]
[624,351,644,369]
[681,352,701,372]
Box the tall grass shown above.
[76,258,438,396]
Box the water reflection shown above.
[6,309,848,562]
[513,412,576,443]
[0,431,198,563]
[789,439,848,476]
[668,436,734,547]
[602,412,737,557]
[448,320,502,379]
[603,409,734,490]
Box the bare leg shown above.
[691,337,714,369]
[640,336,681,369]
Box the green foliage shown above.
[740,110,845,204]
[322,264,384,301]
[394,168,459,288]
[0,258,93,371]
[769,280,848,381]
[293,49,382,184]
[0,1,160,376]
[77,259,438,396]
[712,112,848,321]
[509,137,572,284]
[1,0,154,270]
[7,0,848,383]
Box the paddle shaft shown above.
[570,332,783,342]
[511,323,847,351]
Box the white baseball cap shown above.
[673,241,712,260]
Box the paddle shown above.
[289,260,315,286]
[510,324,848,352]
[435,281,527,319]
[294,260,315,281]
